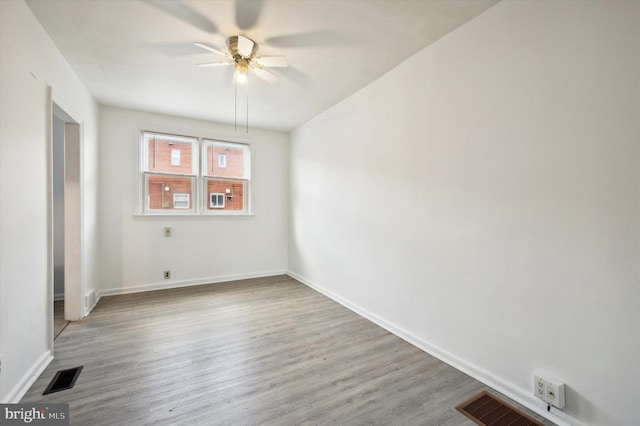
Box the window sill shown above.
[133,212,255,220]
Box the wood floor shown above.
[53,300,68,339]
[23,276,553,425]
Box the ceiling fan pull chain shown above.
[234,79,237,132]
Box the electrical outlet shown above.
[534,374,565,409]
[164,227,172,237]
[164,270,171,279]
[535,375,545,398]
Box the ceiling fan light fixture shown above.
[235,70,248,85]
[234,60,249,85]
[195,34,287,132]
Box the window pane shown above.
[206,179,244,211]
[171,149,181,166]
[204,142,248,179]
[209,193,225,208]
[140,132,251,215]
[143,133,195,175]
[146,175,193,211]
[173,193,189,209]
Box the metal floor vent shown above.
[43,366,83,395]
[456,391,543,426]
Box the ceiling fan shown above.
[194,35,288,85]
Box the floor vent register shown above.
[43,366,83,395]
[456,391,543,426]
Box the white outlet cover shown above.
[534,373,565,409]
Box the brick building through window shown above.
[204,144,245,211]
[141,132,249,213]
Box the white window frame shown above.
[218,153,226,168]
[209,193,225,209]
[141,132,197,214]
[202,139,250,215]
[173,193,190,209]
[138,130,251,216]
[171,149,181,166]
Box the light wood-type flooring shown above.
[53,300,68,339]
[23,275,554,425]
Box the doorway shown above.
[52,114,68,338]
[51,101,82,345]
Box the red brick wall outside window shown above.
[142,132,249,213]
[206,146,245,178]
[206,180,244,211]
[204,143,246,211]
[147,176,193,210]
[147,139,193,175]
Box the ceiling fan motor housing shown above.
[227,36,258,62]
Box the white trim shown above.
[209,192,225,208]
[287,270,584,426]
[132,213,255,219]
[4,351,53,403]
[63,121,84,321]
[173,193,190,209]
[46,87,54,356]
[133,121,254,148]
[99,270,288,297]
[50,90,86,324]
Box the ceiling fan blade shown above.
[237,35,254,57]
[145,0,218,34]
[256,56,288,68]
[194,42,228,57]
[265,30,352,48]
[253,67,279,84]
[197,62,234,67]
[235,0,263,30]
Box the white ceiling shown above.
[26,0,498,132]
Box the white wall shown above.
[289,1,639,425]
[98,106,289,295]
[0,0,99,402]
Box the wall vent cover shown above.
[43,366,83,395]
[456,391,543,426]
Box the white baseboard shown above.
[3,350,53,403]
[287,270,583,426]
[99,270,288,297]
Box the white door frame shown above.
[48,91,84,352]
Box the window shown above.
[141,132,196,213]
[140,131,250,215]
[210,193,225,208]
[203,140,250,213]
[171,149,181,166]
[173,193,190,209]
